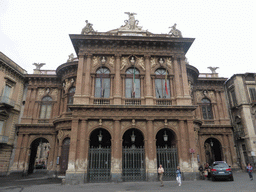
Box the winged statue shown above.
[33,63,45,70]
[208,67,219,73]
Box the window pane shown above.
[40,105,47,119]
[45,105,52,119]
[95,78,101,98]
[3,85,11,98]
[155,79,162,98]
[249,88,256,101]
[125,78,133,98]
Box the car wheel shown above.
[230,176,234,181]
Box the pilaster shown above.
[114,54,122,104]
[145,55,153,105]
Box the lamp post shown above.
[98,130,103,148]
[131,131,136,148]
[163,131,168,148]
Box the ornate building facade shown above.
[0,52,27,176]
[10,13,238,184]
[225,73,256,169]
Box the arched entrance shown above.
[122,128,146,181]
[60,137,70,174]
[156,128,178,180]
[204,138,222,165]
[88,128,111,182]
[28,137,50,174]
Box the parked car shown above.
[35,164,46,169]
[211,161,234,181]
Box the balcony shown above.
[155,99,172,106]
[0,96,15,107]
[125,98,141,105]
[93,98,111,105]
[0,135,9,144]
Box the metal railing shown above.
[93,98,111,105]
[125,99,141,105]
[155,99,172,106]
[0,135,9,143]
[0,96,15,107]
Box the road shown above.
[0,171,255,192]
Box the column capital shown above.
[86,53,93,58]
[144,54,151,59]
[115,53,122,58]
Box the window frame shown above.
[201,98,213,120]
[125,67,140,98]
[39,96,53,119]
[94,67,111,98]
[154,68,170,99]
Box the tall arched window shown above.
[40,96,52,119]
[155,68,170,98]
[201,98,213,119]
[95,67,110,98]
[125,68,140,98]
[68,87,76,104]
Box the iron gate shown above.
[122,146,146,181]
[88,147,111,182]
[157,147,178,180]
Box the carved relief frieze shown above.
[92,56,99,68]
[88,120,98,130]
[63,78,75,93]
[121,57,128,70]
[150,57,157,69]
[137,57,145,71]
[108,56,115,68]
[121,121,131,132]
[136,121,146,130]
[103,121,114,129]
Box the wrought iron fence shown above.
[122,146,146,181]
[88,147,111,183]
[157,147,178,180]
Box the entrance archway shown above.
[122,128,145,181]
[156,128,178,180]
[88,128,111,182]
[28,137,50,174]
[60,137,70,174]
[204,138,222,165]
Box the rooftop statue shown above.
[119,12,143,31]
[33,63,45,70]
[169,23,182,38]
[81,20,95,35]
[67,53,74,62]
[208,67,219,73]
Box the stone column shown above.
[10,134,24,173]
[19,134,29,174]
[83,54,92,104]
[187,120,198,172]
[178,121,188,170]
[145,55,153,105]
[66,119,80,184]
[173,56,182,103]
[180,56,191,103]
[146,120,157,181]
[111,120,122,182]
[74,53,85,104]
[114,54,122,105]
[216,91,224,121]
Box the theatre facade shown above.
[10,14,238,184]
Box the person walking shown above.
[158,164,164,187]
[246,163,253,180]
[176,166,182,186]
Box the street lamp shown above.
[210,139,213,147]
[98,130,103,148]
[163,131,168,142]
[131,131,136,149]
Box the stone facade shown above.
[0,52,27,176]
[10,14,238,183]
[225,73,256,169]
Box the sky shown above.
[0,0,255,78]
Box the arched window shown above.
[125,68,140,98]
[201,98,213,119]
[95,67,110,98]
[155,68,170,98]
[68,87,76,104]
[40,96,52,119]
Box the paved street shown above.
[0,171,255,192]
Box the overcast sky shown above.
[0,0,255,78]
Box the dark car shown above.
[35,164,46,169]
[211,161,234,181]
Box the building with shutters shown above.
[225,73,256,169]
[10,13,238,184]
[0,52,27,176]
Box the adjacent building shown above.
[225,73,256,169]
[0,52,27,176]
[9,13,238,184]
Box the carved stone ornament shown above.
[166,58,172,68]
[108,56,115,68]
[63,78,75,93]
[81,20,95,35]
[92,56,99,67]
[158,58,164,65]
[57,130,64,140]
[100,56,106,65]
[121,57,128,70]
[132,119,135,126]
[99,119,102,126]
[168,23,182,38]
[150,57,157,69]
[137,57,145,71]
